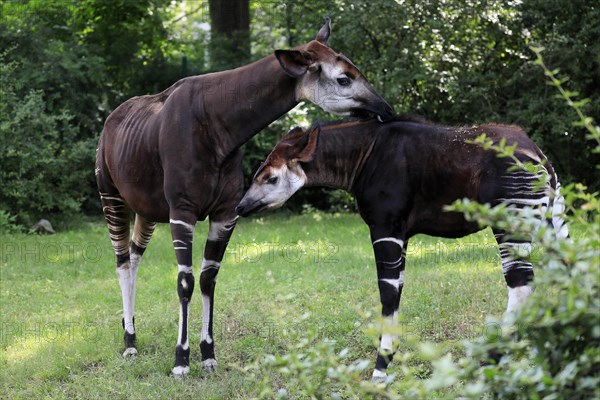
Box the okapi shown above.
[95,18,394,377]
[236,117,568,382]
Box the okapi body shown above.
[236,117,568,381]
[95,18,393,377]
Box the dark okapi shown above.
[95,18,394,377]
[236,117,568,381]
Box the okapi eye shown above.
[267,176,279,185]
[337,77,351,86]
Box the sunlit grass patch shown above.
[0,212,560,398]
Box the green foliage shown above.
[242,338,399,399]
[0,54,93,228]
[1,0,598,217]
[0,1,182,227]
[0,209,21,233]
[438,48,599,400]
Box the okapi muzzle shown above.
[237,127,315,216]
[275,18,394,121]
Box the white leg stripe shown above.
[380,333,394,352]
[373,237,404,247]
[172,365,189,376]
[178,264,194,274]
[507,285,534,313]
[169,219,195,233]
[201,294,212,344]
[201,258,221,272]
[379,271,405,291]
[207,219,237,241]
[372,369,387,380]
[117,267,135,334]
[379,312,398,352]
[177,303,190,350]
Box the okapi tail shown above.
[549,180,569,239]
[544,155,569,239]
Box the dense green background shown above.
[1,0,598,228]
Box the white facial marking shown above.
[244,164,307,211]
[297,61,371,116]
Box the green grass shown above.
[1,212,530,398]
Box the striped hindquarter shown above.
[100,193,156,356]
[492,166,568,313]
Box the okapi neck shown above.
[209,55,298,151]
[303,128,377,193]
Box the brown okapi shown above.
[95,18,394,377]
[236,116,568,382]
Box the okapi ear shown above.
[295,124,321,162]
[316,16,331,45]
[284,126,306,141]
[275,50,312,78]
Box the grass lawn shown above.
[1,212,527,398]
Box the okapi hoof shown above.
[122,347,138,357]
[122,317,137,358]
[371,369,388,384]
[481,348,503,366]
[202,358,218,372]
[172,365,190,378]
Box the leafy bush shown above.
[0,53,95,228]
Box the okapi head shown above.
[236,125,320,216]
[276,17,394,121]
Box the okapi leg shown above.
[169,213,196,377]
[494,169,548,313]
[100,193,135,357]
[120,214,156,355]
[370,235,407,383]
[199,217,238,371]
[483,231,535,364]
[494,231,535,314]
